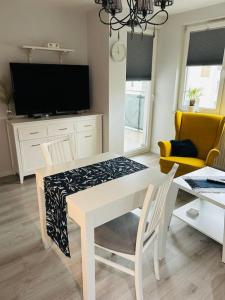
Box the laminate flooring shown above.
[0,153,225,300]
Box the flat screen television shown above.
[10,63,90,116]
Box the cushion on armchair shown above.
[170,139,198,158]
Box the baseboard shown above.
[0,169,14,178]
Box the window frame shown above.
[178,21,225,114]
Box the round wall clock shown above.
[111,41,127,62]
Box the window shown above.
[124,81,151,153]
[184,65,222,110]
[180,25,225,113]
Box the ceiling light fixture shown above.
[94,0,174,35]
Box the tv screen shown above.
[10,63,90,115]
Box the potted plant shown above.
[186,88,202,112]
[0,81,13,119]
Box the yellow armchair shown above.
[158,111,225,177]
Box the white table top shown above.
[36,152,166,227]
[173,167,225,209]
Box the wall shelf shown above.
[22,45,74,64]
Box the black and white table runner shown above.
[44,156,148,257]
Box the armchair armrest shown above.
[206,148,220,166]
[158,141,171,157]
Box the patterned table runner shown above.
[44,156,148,257]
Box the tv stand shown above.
[7,113,103,183]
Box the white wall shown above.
[87,8,127,154]
[0,0,88,176]
[87,9,110,152]
[108,31,127,154]
[151,3,225,153]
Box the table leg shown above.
[36,176,52,249]
[222,211,225,263]
[81,220,95,300]
[158,183,179,260]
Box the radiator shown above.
[214,129,225,171]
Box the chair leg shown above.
[135,256,143,300]
[154,238,160,281]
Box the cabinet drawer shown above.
[76,131,100,159]
[76,119,97,132]
[48,123,73,136]
[20,138,47,174]
[18,126,47,141]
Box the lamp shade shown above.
[95,0,122,14]
[137,0,154,16]
[154,0,173,9]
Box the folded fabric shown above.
[170,139,198,157]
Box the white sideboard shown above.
[7,113,103,183]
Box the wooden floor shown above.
[1,153,225,300]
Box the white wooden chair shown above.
[40,136,75,166]
[94,163,178,300]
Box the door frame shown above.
[124,28,158,157]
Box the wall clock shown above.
[111,41,126,62]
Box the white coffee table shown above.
[170,167,225,263]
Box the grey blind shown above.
[187,27,225,66]
[126,33,153,81]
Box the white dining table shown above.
[36,152,169,300]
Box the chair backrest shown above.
[40,136,75,166]
[175,111,225,159]
[135,163,178,255]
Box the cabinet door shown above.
[20,138,47,175]
[76,131,101,159]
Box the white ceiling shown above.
[167,0,225,15]
[46,0,225,14]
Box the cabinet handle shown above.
[30,132,39,135]
[58,128,67,131]
[85,135,92,138]
[31,144,40,147]
[84,125,92,127]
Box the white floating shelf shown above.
[173,198,224,244]
[22,45,74,63]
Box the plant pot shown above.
[188,106,197,112]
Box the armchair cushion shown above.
[170,139,198,158]
[160,156,206,177]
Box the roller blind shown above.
[126,33,153,81]
[187,27,225,66]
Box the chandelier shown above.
[94,0,174,34]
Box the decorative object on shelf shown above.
[21,45,74,64]
[94,0,174,35]
[186,208,199,218]
[186,87,202,112]
[46,42,60,49]
[0,81,13,119]
[111,40,127,62]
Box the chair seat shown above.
[160,156,206,176]
[95,212,140,255]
